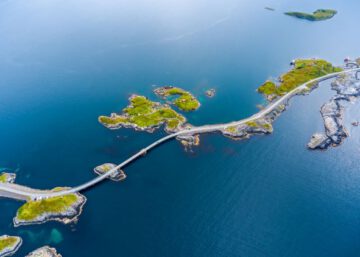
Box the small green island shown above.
[14,187,86,226]
[99,86,200,133]
[99,95,186,132]
[257,59,342,100]
[285,9,337,21]
[0,235,22,257]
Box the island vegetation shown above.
[99,95,186,132]
[154,86,200,111]
[285,9,337,21]
[0,173,16,183]
[0,235,22,257]
[257,59,342,100]
[14,187,86,226]
[0,174,7,183]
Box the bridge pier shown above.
[345,62,360,69]
[356,71,360,80]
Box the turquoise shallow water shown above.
[1,0,360,256]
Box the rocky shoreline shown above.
[0,235,22,257]
[220,104,285,140]
[26,246,62,257]
[0,173,16,183]
[308,72,360,150]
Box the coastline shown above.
[0,236,22,257]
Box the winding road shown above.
[1,66,360,200]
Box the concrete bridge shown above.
[1,66,360,201]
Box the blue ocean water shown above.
[1,0,360,256]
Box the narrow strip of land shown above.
[1,67,359,200]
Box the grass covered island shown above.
[14,187,86,227]
[285,9,337,21]
[154,86,200,111]
[257,59,342,100]
[0,235,22,257]
[99,95,186,132]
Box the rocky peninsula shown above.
[25,246,62,257]
[308,71,360,150]
[14,187,86,227]
[0,235,22,257]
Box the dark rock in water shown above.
[351,121,359,126]
[205,89,216,98]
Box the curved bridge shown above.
[1,67,360,200]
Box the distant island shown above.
[264,7,275,11]
[285,9,337,21]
